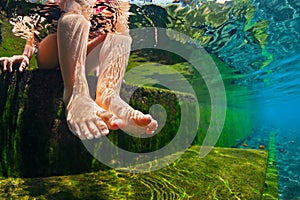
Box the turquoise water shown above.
[156,0,300,199]
[204,0,300,199]
[247,2,300,198]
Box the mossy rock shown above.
[262,130,279,199]
[0,69,198,177]
[0,146,270,199]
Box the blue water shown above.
[249,2,300,198]
[163,0,300,199]
[215,0,300,199]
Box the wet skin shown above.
[0,14,158,139]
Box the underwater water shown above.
[237,1,300,199]
[219,0,300,199]
[145,0,300,199]
[0,0,300,199]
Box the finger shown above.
[0,57,8,62]
[19,61,27,72]
[2,60,7,71]
[8,61,13,72]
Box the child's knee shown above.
[37,34,59,69]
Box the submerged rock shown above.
[0,146,270,199]
[0,69,198,177]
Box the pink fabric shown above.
[94,6,106,14]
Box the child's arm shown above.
[22,36,36,62]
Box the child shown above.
[0,0,158,140]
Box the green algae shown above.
[0,71,29,177]
[262,130,279,199]
[247,20,274,69]
[0,19,24,57]
[0,70,199,177]
[241,1,274,69]
[0,146,268,199]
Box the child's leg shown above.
[37,33,108,70]
[95,32,158,134]
[36,34,59,69]
[57,13,120,140]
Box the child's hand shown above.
[0,55,29,72]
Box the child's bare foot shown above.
[127,109,158,135]
[66,94,121,140]
[94,33,157,135]
[96,95,158,135]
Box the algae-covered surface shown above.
[262,131,279,200]
[0,146,268,199]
